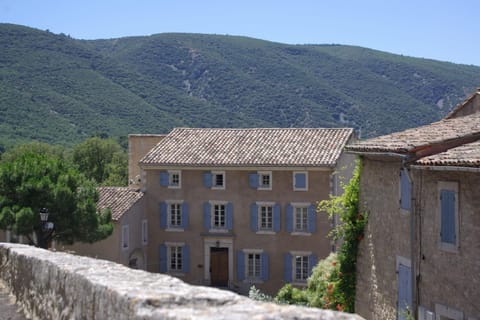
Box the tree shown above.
[0,143,113,249]
[72,137,128,186]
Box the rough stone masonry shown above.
[0,243,364,320]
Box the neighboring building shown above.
[346,91,480,320]
[59,187,147,269]
[138,127,355,295]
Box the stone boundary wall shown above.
[0,243,364,320]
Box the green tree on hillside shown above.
[72,137,127,186]
[0,143,113,249]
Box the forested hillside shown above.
[1,23,479,147]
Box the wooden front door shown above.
[210,247,229,287]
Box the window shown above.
[121,225,129,250]
[293,172,308,191]
[249,172,272,190]
[203,171,226,190]
[142,219,148,245]
[396,257,412,320]
[236,249,269,282]
[284,251,317,284]
[160,201,188,231]
[400,169,411,211]
[250,202,280,233]
[204,201,233,232]
[159,243,190,274]
[434,303,463,320]
[286,203,316,234]
[160,170,181,188]
[438,181,459,251]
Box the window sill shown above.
[209,228,229,233]
[167,185,181,189]
[243,278,264,284]
[166,228,185,232]
[291,232,312,236]
[168,271,186,277]
[256,230,276,235]
[258,186,272,191]
[439,242,459,253]
[291,281,307,287]
[293,188,308,192]
[211,186,225,190]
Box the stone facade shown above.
[0,243,365,320]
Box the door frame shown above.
[204,238,233,286]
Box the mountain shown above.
[1,23,479,148]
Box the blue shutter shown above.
[261,252,269,281]
[284,253,292,282]
[203,173,212,188]
[273,204,281,232]
[226,202,233,230]
[182,245,190,273]
[250,203,258,231]
[249,173,259,189]
[308,254,317,276]
[160,172,169,186]
[237,250,245,281]
[400,169,411,210]
[160,202,167,228]
[440,190,456,244]
[286,204,293,233]
[203,202,211,230]
[181,203,189,229]
[397,264,412,320]
[308,204,317,233]
[159,244,167,273]
[295,173,306,189]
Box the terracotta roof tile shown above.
[346,113,480,154]
[97,187,144,221]
[415,141,480,167]
[140,128,353,167]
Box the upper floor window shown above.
[142,219,148,245]
[249,171,272,190]
[159,242,190,274]
[293,172,308,191]
[204,201,233,232]
[160,170,181,189]
[160,201,188,231]
[203,171,225,190]
[284,251,317,284]
[250,202,280,234]
[438,181,459,252]
[121,225,129,250]
[399,169,411,211]
[236,249,269,282]
[286,203,316,234]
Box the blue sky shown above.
[1,0,479,66]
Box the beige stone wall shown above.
[448,90,480,118]
[355,158,411,320]
[128,134,165,188]
[59,197,147,269]
[413,169,480,319]
[145,167,335,295]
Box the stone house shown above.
[59,187,147,269]
[346,89,480,320]
[136,127,355,295]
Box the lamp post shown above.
[39,208,54,249]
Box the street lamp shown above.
[39,208,49,224]
[39,208,54,249]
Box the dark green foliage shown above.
[1,23,480,147]
[0,143,113,248]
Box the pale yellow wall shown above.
[144,167,335,295]
[355,158,411,320]
[128,134,165,188]
[413,169,480,319]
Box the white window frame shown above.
[437,181,459,253]
[211,171,226,190]
[210,200,228,231]
[166,200,184,231]
[434,303,463,320]
[257,202,274,232]
[291,250,311,284]
[293,171,309,191]
[243,248,264,283]
[142,219,148,245]
[121,224,129,250]
[165,242,185,274]
[168,170,181,189]
[257,171,272,190]
[293,203,309,234]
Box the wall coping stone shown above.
[0,243,364,319]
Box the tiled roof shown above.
[97,187,144,221]
[346,113,480,154]
[140,128,354,167]
[415,140,480,167]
